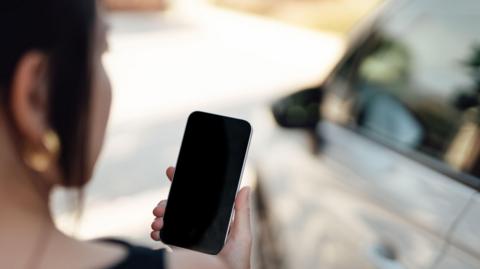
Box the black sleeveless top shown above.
[101,239,165,269]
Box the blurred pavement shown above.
[52,0,344,247]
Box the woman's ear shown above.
[10,51,50,145]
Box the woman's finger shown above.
[151,230,160,241]
[153,200,167,217]
[157,200,167,207]
[166,166,175,182]
[151,217,164,231]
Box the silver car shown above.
[254,0,480,268]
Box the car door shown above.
[316,1,480,268]
[435,194,480,269]
[431,2,480,263]
[256,1,480,268]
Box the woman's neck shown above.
[0,119,54,229]
[0,131,54,231]
[0,170,53,228]
[0,119,60,268]
[0,168,62,269]
[0,169,57,267]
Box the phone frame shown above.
[160,111,253,254]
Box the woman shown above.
[0,1,252,268]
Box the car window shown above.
[324,0,480,179]
[357,91,424,149]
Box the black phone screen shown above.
[160,111,252,254]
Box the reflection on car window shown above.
[333,0,480,178]
[357,89,423,149]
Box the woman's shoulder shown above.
[98,238,166,269]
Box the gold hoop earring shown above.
[24,130,61,173]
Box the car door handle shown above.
[368,244,407,269]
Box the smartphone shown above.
[160,111,252,255]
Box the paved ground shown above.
[52,0,343,250]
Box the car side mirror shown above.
[271,87,323,129]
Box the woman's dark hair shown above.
[0,0,96,186]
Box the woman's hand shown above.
[150,166,252,269]
[150,166,175,240]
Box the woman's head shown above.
[0,0,111,188]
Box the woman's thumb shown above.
[229,186,252,244]
[220,186,252,269]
